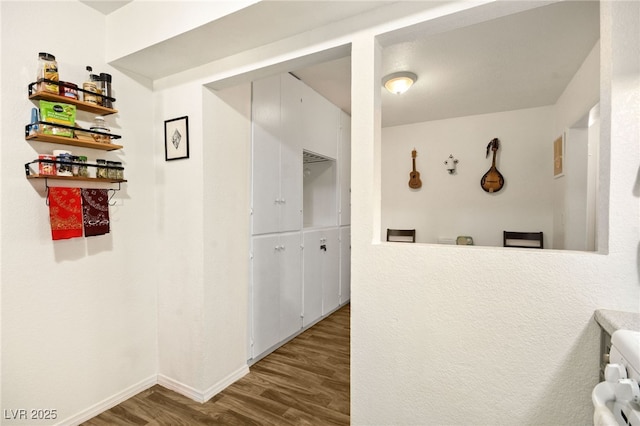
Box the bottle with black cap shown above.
[98,73,113,108]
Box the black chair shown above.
[387,229,416,243]
[503,231,543,249]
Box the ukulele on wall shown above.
[480,138,504,193]
[409,149,422,189]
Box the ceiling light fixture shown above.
[382,71,417,94]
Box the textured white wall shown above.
[352,2,640,425]
[0,2,157,424]
[202,86,251,394]
[382,106,555,247]
[2,1,637,425]
[153,66,251,400]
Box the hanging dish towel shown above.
[81,188,110,237]
[48,187,83,240]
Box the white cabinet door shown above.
[302,84,339,160]
[322,228,340,315]
[279,232,302,341]
[303,229,323,327]
[251,234,281,358]
[339,226,351,304]
[252,74,303,235]
[303,227,341,325]
[252,232,302,358]
[338,111,351,226]
[279,74,303,233]
[252,76,281,235]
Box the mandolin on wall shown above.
[480,138,504,193]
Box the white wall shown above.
[0,2,157,424]
[2,1,638,425]
[154,81,251,400]
[553,41,601,250]
[382,106,554,247]
[352,2,639,426]
[202,85,251,395]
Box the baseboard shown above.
[157,374,206,403]
[202,365,250,401]
[57,374,156,426]
[157,365,249,404]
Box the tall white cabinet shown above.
[250,72,350,361]
[251,74,303,235]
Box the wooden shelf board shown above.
[29,91,118,115]
[26,133,123,151]
[27,174,127,184]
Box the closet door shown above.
[251,76,281,235]
[279,232,302,340]
[251,234,281,358]
[279,73,303,233]
[322,228,340,315]
[303,229,323,327]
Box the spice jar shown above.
[71,156,80,176]
[53,149,72,176]
[107,161,117,179]
[113,161,124,180]
[96,159,108,179]
[38,154,56,176]
[83,66,99,104]
[78,156,88,177]
[90,116,110,144]
[37,52,59,94]
[59,81,78,100]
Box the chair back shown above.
[387,229,416,243]
[503,231,543,249]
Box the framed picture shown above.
[164,116,189,161]
[553,134,564,178]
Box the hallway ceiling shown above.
[292,0,600,127]
[81,0,600,128]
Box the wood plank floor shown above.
[82,304,350,425]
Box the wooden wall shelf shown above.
[25,133,123,151]
[28,87,118,116]
[27,174,127,184]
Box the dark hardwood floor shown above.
[82,304,350,425]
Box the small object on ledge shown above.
[456,236,474,245]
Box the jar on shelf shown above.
[113,161,124,180]
[90,116,110,144]
[107,161,117,179]
[71,156,80,176]
[36,52,58,94]
[59,81,78,100]
[78,156,88,177]
[82,66,98,105]
[38,154,56,176]
[53,149,72,176]
[96,159,108,179]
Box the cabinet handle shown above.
[320,244,327,251]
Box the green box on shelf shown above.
[39,100,76,138]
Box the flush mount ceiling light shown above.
[382,71,418,94]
